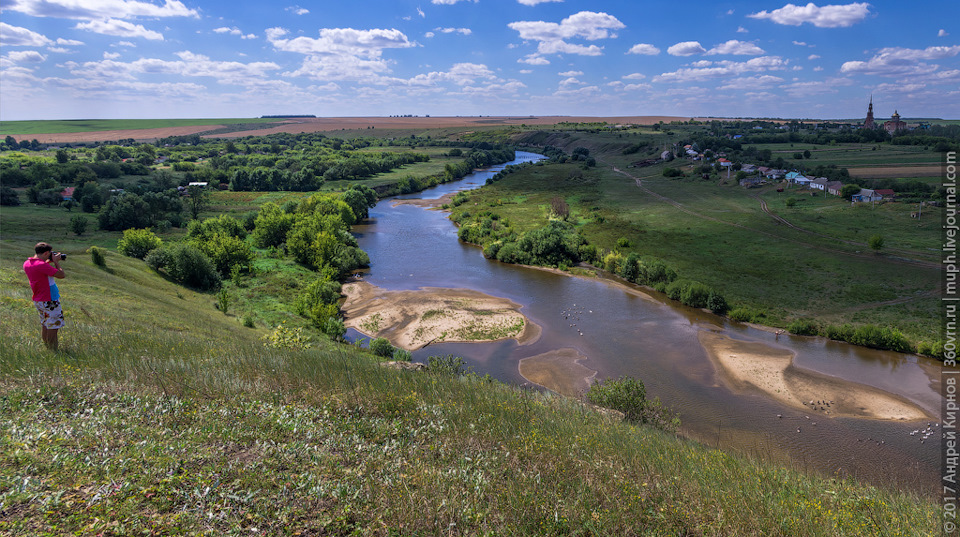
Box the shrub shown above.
[680,282,711,309]
[216,289,230,315]
[427,355,469,376]
[262,323,311,349]
[728,307,763,323]
[193,232,255,277]
[117,228,163,259]
[370,337,395,358]
[586,376,679,432]
[707,292,729,315]
[88,246,107,268]
[146,242,220,291]
[70,215,88,236]
[324,317,347,341]
[787,319,819,336]
[392,348,413,361]
[0,186,21,206]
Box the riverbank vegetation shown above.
[0,234,940,534]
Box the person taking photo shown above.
[24,242,66,350]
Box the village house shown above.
[826,181,844,196]
[810,177,829,191]
[875,188,897,200]
[852,188,883,203]
[741,164,757,174]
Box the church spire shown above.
[864,95,875,129]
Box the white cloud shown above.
[115,41,136,47]
[75,19,164,40]
[667,41,706,56]
[285,6,309,15]
[425,32,436,38]
[653,56,787,82]
[214,27,258,40]
[718,75,784,89]
[939,29,950,37]
[103,51,121,60]
[841,46,960,77]
[434,27,472,36]
[518,0,563,5]
[6,50,47,63]
[627,43,660,55]
[4,0,199,20]
[62,51,280,85]
[509,11,625,58]
[808,54,821,60]
[57,38,84,46]
[0,23,52,46]
[706,40,765,55]
[418,7,426,18]
[737,26,748,33]
[267,26,414,57]
[518,54,550,65]
[559,77,583,88]
[559,70,583,76]
[748,2,871,28]
[432,0,478,4]
[813,66,824,71]
[623,73,645,80]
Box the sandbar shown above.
[698,330,932,421]
[518,348,597,397]
[342,281,540,350]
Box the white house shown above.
[852,188,883,203]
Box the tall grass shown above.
[0,232,941,534]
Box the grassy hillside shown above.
[0,204,943,534]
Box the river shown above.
[349,151,942,494]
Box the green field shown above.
[0,118,277,135]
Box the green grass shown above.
[0,232,940,535]
[0,118,277,136]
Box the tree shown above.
[0,186,20,206]
[803,149,812,159]
[840,184,861,201]
[55,149,69,164]
[550,196,569,220]
[869,234,885,253]
[70,215,88,236]
[98,192,153,231]
[185,184,211,220]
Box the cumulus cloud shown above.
[6,50,47,63]
[939,29,950,37]
[62,51,280,85]
[285,6,309,15]
[748,2,871,28]
[518,54,550,65]
[509,11,625,63]
[75,19,164,40]
[653,56,787,82]
[432,27,472,36]
[718,75,784,90]
[808,54,821,60]
[0,22,52,46]
[559,70,583,76]
[706,40,765,55]
[103,51,121,59]
[432,0,477,4]
[737,26,748,33]
[627,43,660,55]
[667,41,706,56]
[4,0,199,20]
[518,0,563,5]
[266,26,416,82]
[214,27,258,40]
[840,46,960,76]
[623,73,646,80]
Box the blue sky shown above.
[1,0,958,121]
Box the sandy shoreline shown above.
[518,348,597,397]
[341,281,540,350]
[698,330,932,421]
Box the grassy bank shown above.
[0,235,941,535]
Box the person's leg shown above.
[45,328,59,351]
[41,325,49,347]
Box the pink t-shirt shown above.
[23,257,58,302]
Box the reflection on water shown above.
[348,152,942,495]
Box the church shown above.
[862,96,907,133]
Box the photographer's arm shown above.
[51,259,65,279]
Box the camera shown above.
[52,252,66,261]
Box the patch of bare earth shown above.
[847,165,942,178]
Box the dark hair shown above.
[35,242,52,255]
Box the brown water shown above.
[349,152,942,495]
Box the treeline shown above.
[786,318,941,358]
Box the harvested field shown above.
[3,116,701,144]
[847,165,943,178]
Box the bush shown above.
[0,186,21,206]
[70,215,88,236]
[392,348,413,361]
[88,246,107,268]
[369,337,395,358]
[193,232,255,277]
[586,376,679,432]
[680,282,711,309]
[117,228,163,259]
[787,319,819,336]
[729,307,764,323]
[146,242,221,291]
[427,355,469,376]
[707,292,729,315]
